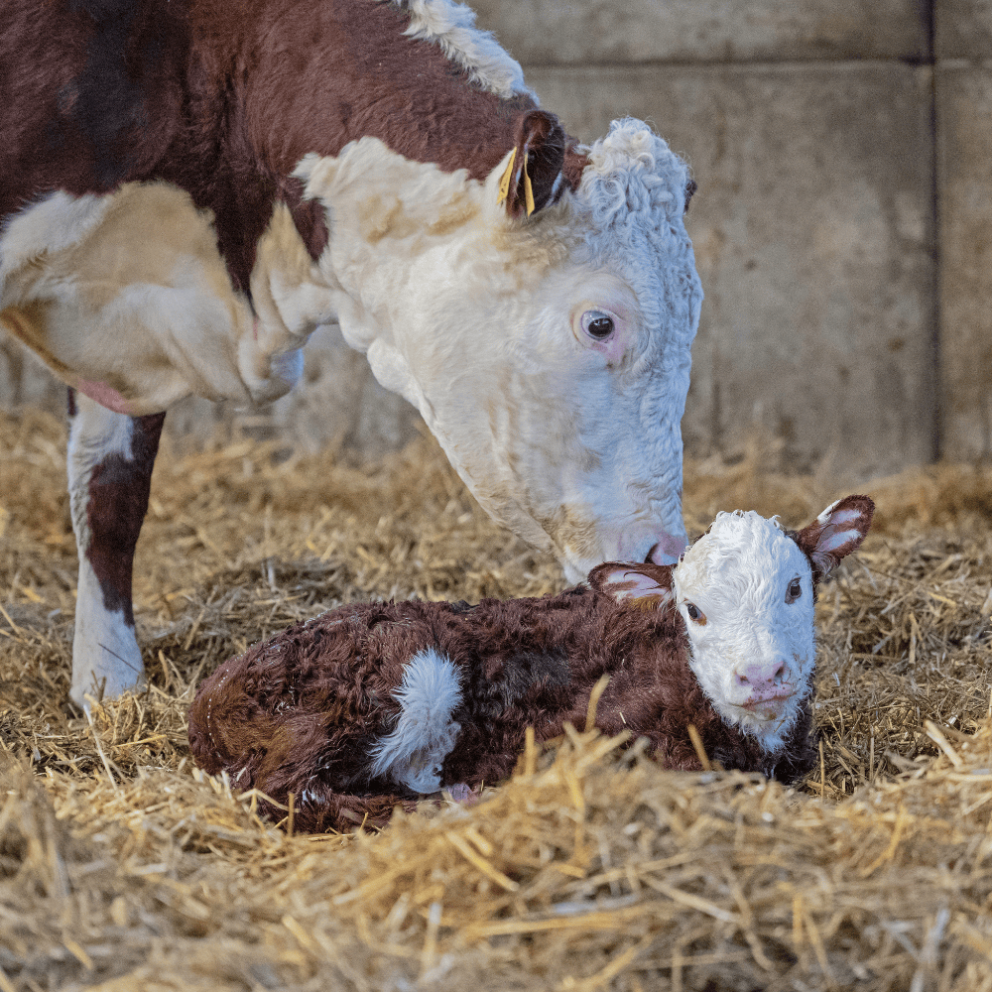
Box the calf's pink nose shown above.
[735,661,788,693]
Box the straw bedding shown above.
[1,407,991,991]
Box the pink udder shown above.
[74,378,133,415]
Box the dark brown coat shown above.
[0,0,580,293]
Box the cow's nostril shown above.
[647,532,688,566]
[773,662,786,683]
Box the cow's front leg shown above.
[67,389,165,710]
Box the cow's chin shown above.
[422,428,686,586]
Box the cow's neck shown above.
[246,1,537,179]
[182,0,538,290]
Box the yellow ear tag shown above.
[497,147,517,205]
[523,150,535,216]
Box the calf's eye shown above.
[581,310,615,340]
[685,602,707,625]
[786,578,802,604]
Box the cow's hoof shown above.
[69,662,147,712]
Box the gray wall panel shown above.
[938,65,992,459]
[471,0,927,64]
[937,0,992,60]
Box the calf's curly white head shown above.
[672,495,874,752]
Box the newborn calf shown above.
[188,495,873,832]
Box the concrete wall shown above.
[2,1,989,469]
[936,0,992,460]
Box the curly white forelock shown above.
[676,511,802,605]
[556,118,700,362]
[578,118,692,228]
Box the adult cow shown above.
[0,0,703,709]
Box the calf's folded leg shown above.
[67,389,165,710]
[277,786,417,835]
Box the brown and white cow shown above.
[0,0,703,709]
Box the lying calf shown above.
[188,495,874,832]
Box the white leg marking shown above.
[68,396,134,551]
[68,394,145,709]
[370,648,463,793]
[71,556,146,705]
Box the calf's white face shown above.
[674,513,817,752]
[672,496,874,752]
[297,119,702,581]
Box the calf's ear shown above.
[587,562,674,611]
[795,495,875,581]
[496,110,573,219]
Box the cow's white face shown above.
[673,512,817,753]
[297,120,702,580]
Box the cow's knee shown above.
[67,389,165,709]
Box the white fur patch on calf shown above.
[370,648,463,793]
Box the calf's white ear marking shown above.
[587,562,674,610]
[796,494,875,579]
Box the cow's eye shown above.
[684,602,707,625]
[786,577,802,604]
[581,310,614,340]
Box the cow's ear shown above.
[588,562,674,611]
[794,495,875,581]
[497,110,570,219]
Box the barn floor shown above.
[2,407,992,991]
